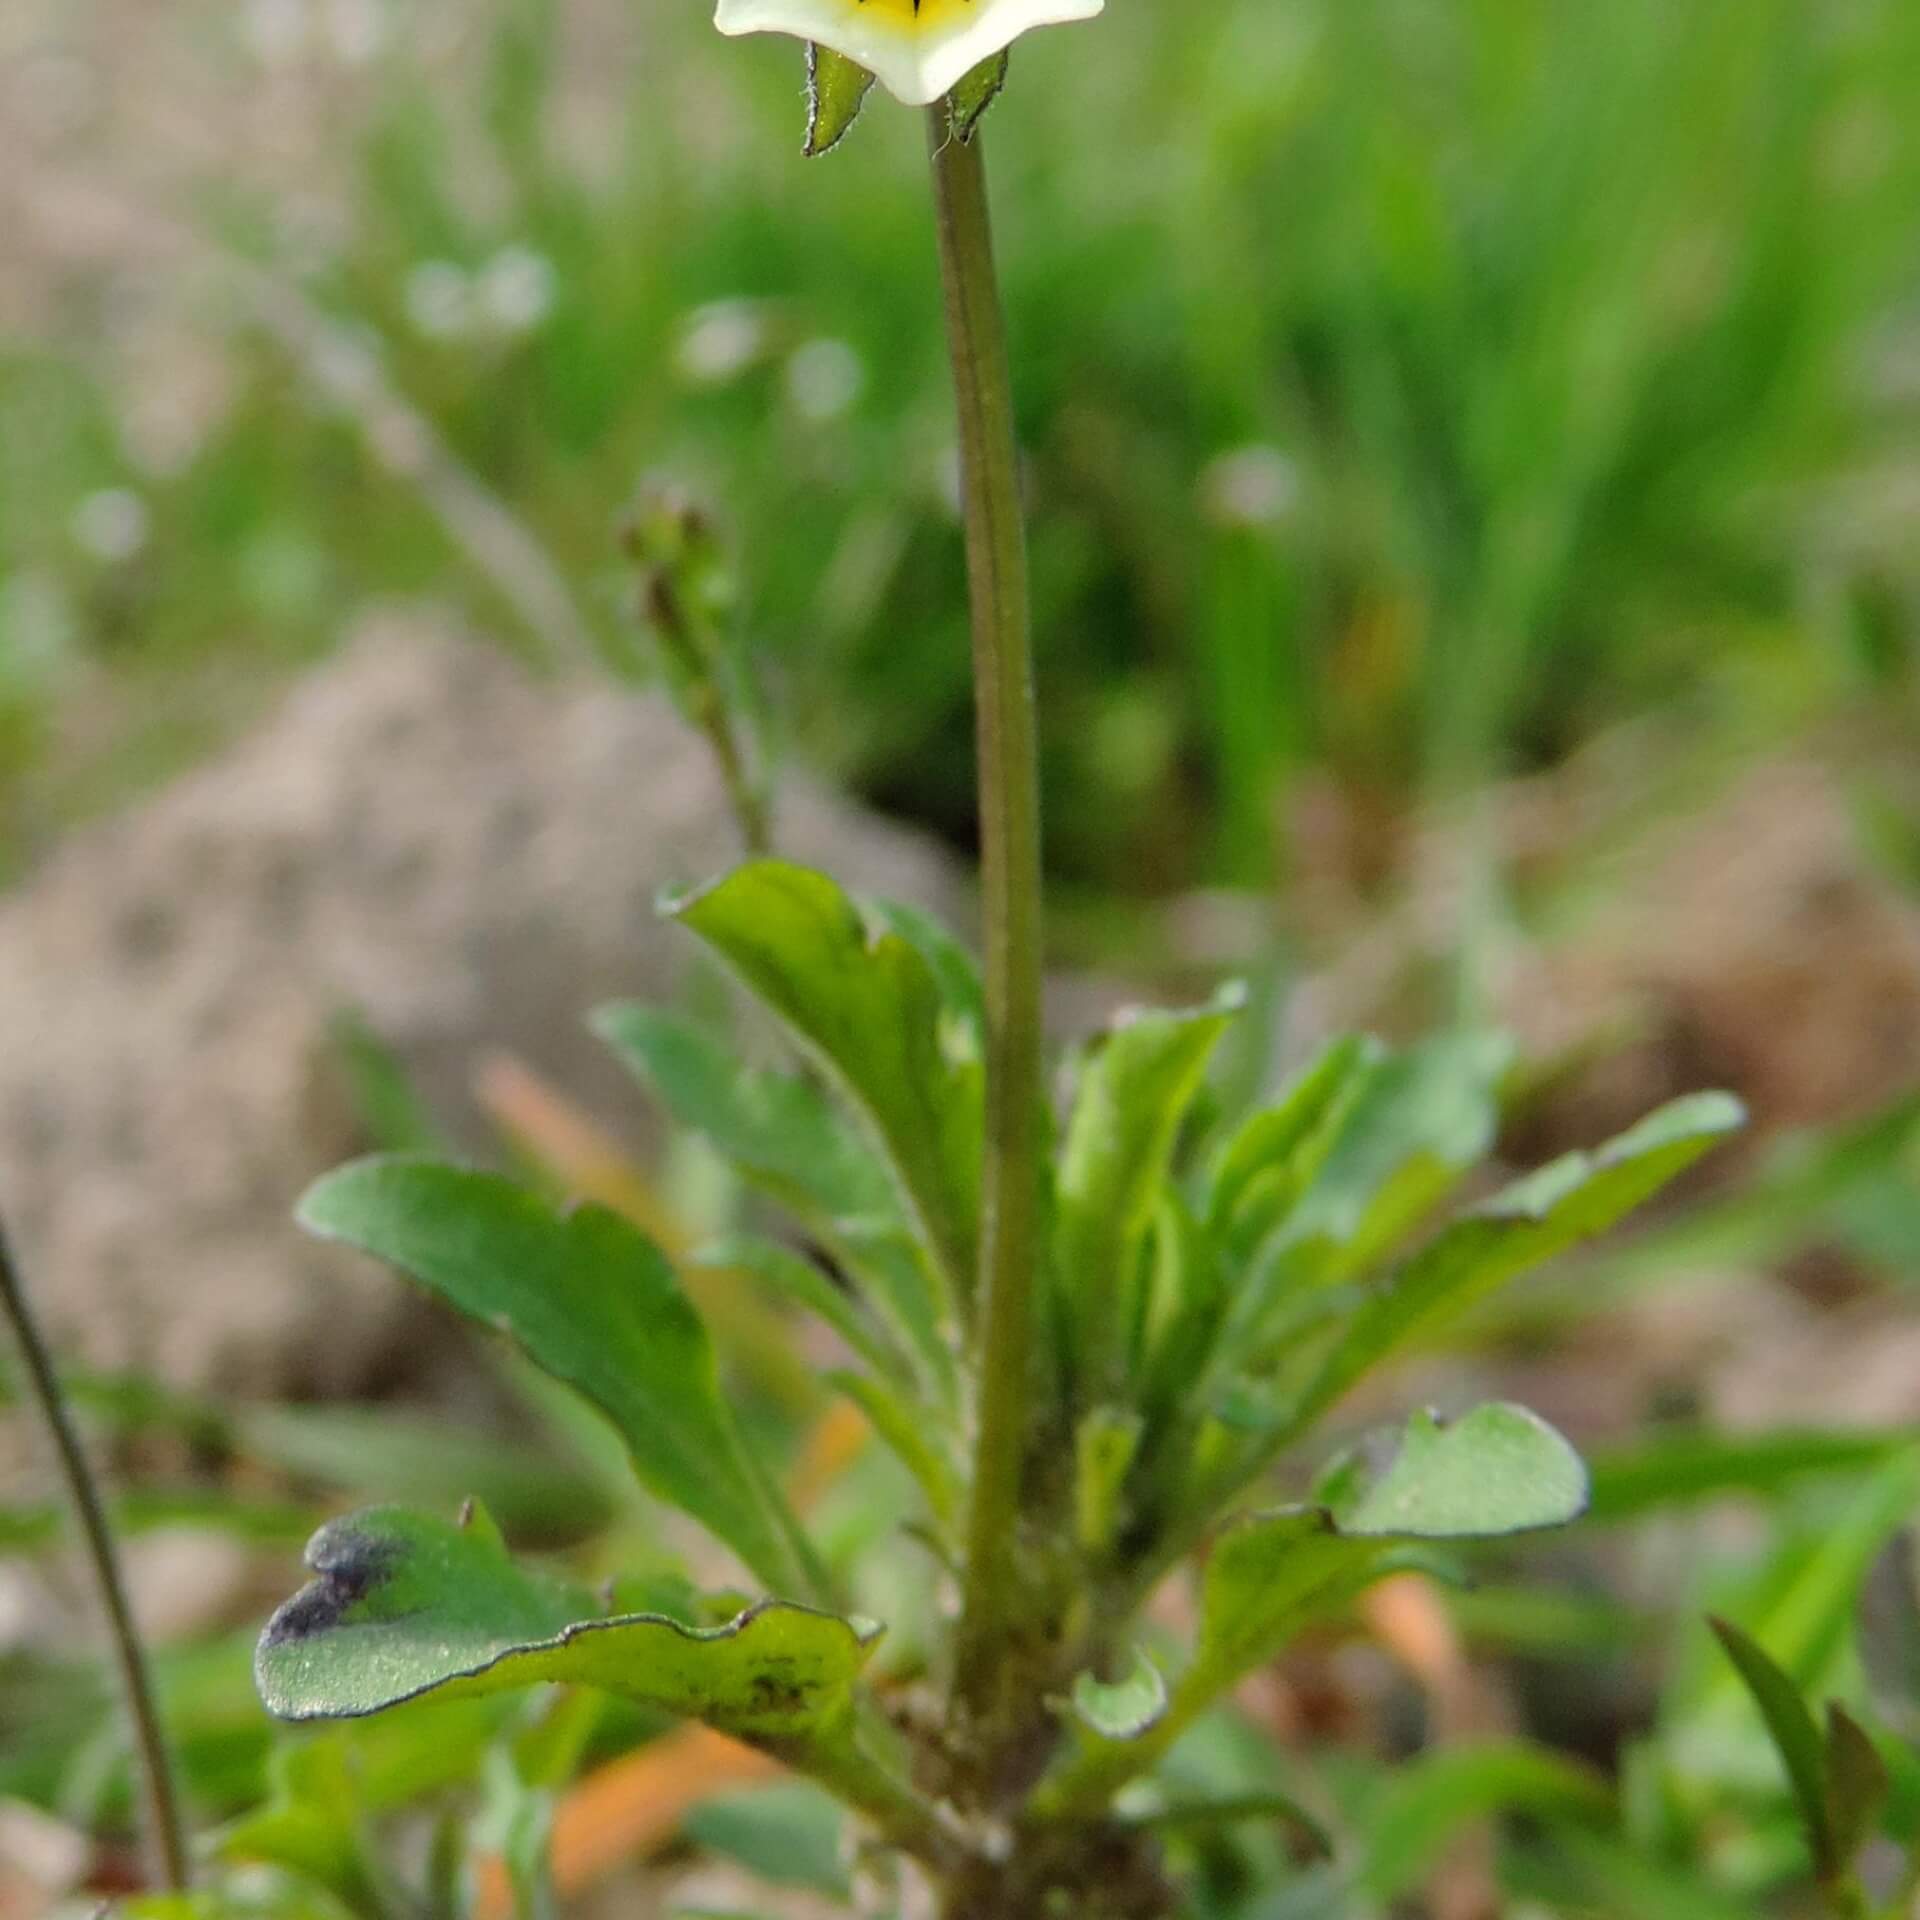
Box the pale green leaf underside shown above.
[297,1159,815,1599]
[1329,1403,1590,1538]
[257,1508,876,1740]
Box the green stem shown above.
[0,1211,190,1891]
[927,113,1046,1755]
[785,1707,963,1880]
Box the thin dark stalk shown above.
[0,1211,190,1891]
[926,112,1046,1765]
[645,570,773,858]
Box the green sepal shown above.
[947,51,1010,144]
[806,44,876,157]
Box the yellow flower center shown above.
[854,0,973,22]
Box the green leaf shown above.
[804,44,875,157]
[1325,1403,1589,1539]
[824,1370,960,1528]
[1057,990,1242,1395]
[257,1507,879,1743]
[684,1781,850,1898]
[821,1218,961,1406]
[595,1006,893,1223]
[235,1402,616,1544]
[1584,1425,1920,1524]
[947,51,1010,144]
[474,1749,557,1920]
[217,1740,397,1920]
[1823,1703,1888,1875]
[1125,1791,1330,1860]
[1271,1030,1512,1282]
[865,896,986,1045]
[1709,1615,1833,1875]
[1290,1092,1745,1431]
[1075,1407,1144,1556]
[700,1235,910,1391]
[297,1159,818,1599]
[1043,1402,1584,1811]
[326,1008,444,1154]
[1069,1650,1167,1741]
[667,862,980,1308]
[1862,1530,1920,1742]
[1357,1740,1613,1901]
[1209,1034,1377,1248]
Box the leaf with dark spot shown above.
[257,1507,881,1743]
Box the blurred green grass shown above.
[2,0,1916,889]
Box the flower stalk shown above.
[0,1209,190,1893]
[926,110,1047,1779]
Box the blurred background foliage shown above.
[4,0,1917,898]
[5,0,1920,1914]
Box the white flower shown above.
[404,261,473,342]
[478,247,558,336]
[71,489,150,565]
[714,0,1103,109]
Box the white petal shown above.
[715,0,1103,108]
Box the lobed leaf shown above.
[258,1508,878,1743]
[298,1159,818,1599]
[667,862,981,1310]
[1289,1092,1745,1431]
[1324,1403,1589,1540]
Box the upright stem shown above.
[0,1211,190,1891]
[927,114,1046,1751]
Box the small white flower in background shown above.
[478,247,558,337]
[404,260,474,342]
[714,0,1103,109]
[0,574,77,686]
[71,489,151,566]
[322,0,386,66]
[243,0,310,67]
[1199,445,1301,531]
[786,338,865,422]
[677,301,768,386]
